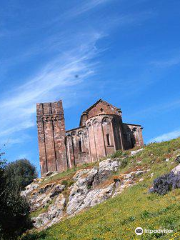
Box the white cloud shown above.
[130,98,180,119]
[65,0,111,18]
[0,32,102,143]
[150,55,180,67]
[148,129,180,143]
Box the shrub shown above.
[4,159,37,191]
[0,155,32,239]
[111,150,127,159]
[152,172,180,195]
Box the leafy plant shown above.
[4,159,37,191]
[151,172,180,195]
[111,150,128,159]
[0,155,32,239]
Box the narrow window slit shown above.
[106,134,110,146]
[79,140,82,153]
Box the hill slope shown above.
[22,138,180,240]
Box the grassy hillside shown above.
[22,138,180,240]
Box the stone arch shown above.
[92,118,100,126]
[86,121,92,127]
[102,116,111,125]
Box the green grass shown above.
[22,138,180,240]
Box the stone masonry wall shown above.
[37,101,67,176]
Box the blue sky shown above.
[1,0,180,175]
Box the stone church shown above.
[37,99,144,176]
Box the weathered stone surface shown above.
[23,182,65,211]
[21,182,39,197]
[68,183,115,215]
[32,194,66,229]
[50,184,65,198]
[67,159,124,215]
[93,158,121,186]
[38,183,55,194]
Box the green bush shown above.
[0,155,32,239]
[4,159,37,191]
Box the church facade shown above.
[37,99,144,176]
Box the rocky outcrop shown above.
[21,182,65,211]
[32,194,66,228]
[22,157,147,230]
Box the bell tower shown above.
[36,100,67,175]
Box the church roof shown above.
[83,99,120,114]
[79,99,121,126]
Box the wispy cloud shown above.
[148,129,180,143]
[130,98,180,119]
[64,0,112,18]
[116,11,154,27]
[0,32,102,143]
[150,54,180,67]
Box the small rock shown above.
[131,148,143,156]
[175,155,180,163]
[171,164,180,175]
